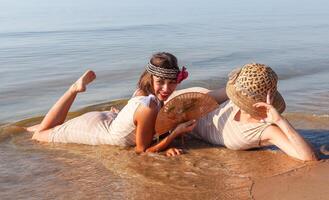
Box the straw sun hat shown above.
[226,63,286,117]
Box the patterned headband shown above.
[146,62,180,79]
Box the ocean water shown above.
[1,0,329,199]
[1,0,329,123]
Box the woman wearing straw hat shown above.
[28,52,196,156]
[185,63,317,161]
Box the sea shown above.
[1,0,329,199]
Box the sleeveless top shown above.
[50,93,161,146]
[107,94,161,145]
[192,100,271,150]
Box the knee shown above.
[32,131,41,141]
[32,131,50,142]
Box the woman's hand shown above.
[142,119,196,154]
[253,91,283,124]
[171,120,197,138]
[165,148,184,156]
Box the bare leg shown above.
[34,70,96,132]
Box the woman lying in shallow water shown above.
[28,52,196,156]
[175,63,317,161]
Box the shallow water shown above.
[1,101,329,199]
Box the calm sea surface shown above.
[1,0,329,123]
[1,1,329,199]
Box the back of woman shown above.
[193,100,271,150]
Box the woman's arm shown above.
[134,101,158,153]
[134,100,196,154]
[167,87,228,105]
[261,122,317,161]
[254,95,318,161]
[145,120,196,153]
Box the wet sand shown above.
[1,100,329,200]
[252,161,329,200]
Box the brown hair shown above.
[137,52,179,95]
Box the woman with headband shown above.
[29,52,195,156]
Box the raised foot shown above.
[110,106,120,114]
[71,70,96,93]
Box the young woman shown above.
[174,63,317,161]
[28,52,196,156]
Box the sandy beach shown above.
[253,160,329,200]
[0,101,328,199]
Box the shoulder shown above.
[261,124,284,143]
[134,94,159,109]
[133,89,147,97]
[133,95,159,123]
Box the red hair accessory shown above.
[177,66,188,83]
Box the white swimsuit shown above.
[193,100,271,150]
[49,94,161,146]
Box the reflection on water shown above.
[1,100,329,199]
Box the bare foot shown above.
[110,106,120,114]
[26,124,40,132]
[70,70,96,93]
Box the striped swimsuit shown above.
[49,94,160,146]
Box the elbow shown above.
[296,152,319,161]
[304,154,319,162]
[135,147,157,154]
[135,146,147,154]
[145,148,155,153]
